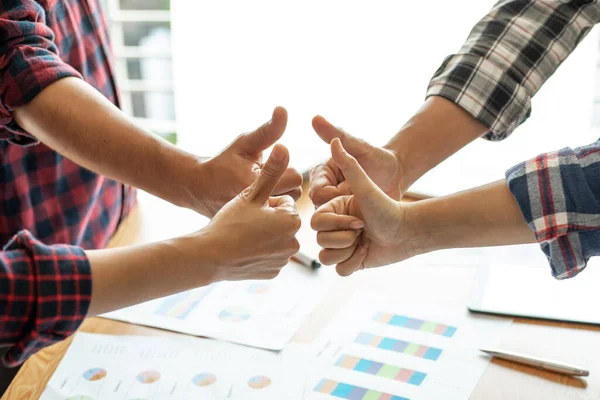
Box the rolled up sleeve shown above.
[506,139,600,279]
[426,0,600,141]
[1,230,91,367]
[0,0,82,146]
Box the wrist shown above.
[384,97,487,193]
[166,230,218,287]
[183,157,214,216]
[400,200,441,258]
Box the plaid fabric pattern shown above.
[427,0,600,140]
[0,0,136,364]
[1,230,91,367]
[506,143,600,279]
[426,0,600,279]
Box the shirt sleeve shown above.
[0,0,82,146]
[506,139,600,279]
[0,230,92,367]
[426,0,600,141]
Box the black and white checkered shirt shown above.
[427,0,600,278]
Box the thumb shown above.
[239,107,288,154]
[244,144,290,204]
[330,138,386,202]
[312,115,369,157]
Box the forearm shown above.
[13,77,203,211]
[87,233,214,316]
[405,179,535,255]
[385,97,487,193]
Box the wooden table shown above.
[4,190,600,399]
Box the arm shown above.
[1,145,300,366]
[310,0,600,203]
[313,138,600,280]
[389,0,600,191]
[1,1,300,217]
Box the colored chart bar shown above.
[354,332,442,361]
[335,355,427,386]
[314,379,409,400]
[373,313,457,338]
[154,287,213,319]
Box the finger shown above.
[319,245,357,266]
[330,138,387,203]
[311,212,364,232]
[244,144,289,204]
[336,239,370,277]
[312,115,370,156]
[317,230,361,249]
[309,186,344,208]
[272,168,303,194]
[309,161,338,189]
[239,107,288,154]
[278,188,302,201]
[269,194,297,211]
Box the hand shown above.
[193,144,301,282]
[309,115,402,207]
[311,138,413,276]
[196,107,303,217]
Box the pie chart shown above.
[247,283,269,294]
[136,370,161,384]
[247,375,271,389]
[83,367,107,381]
[218,306,251,322]
[192,372,217,387]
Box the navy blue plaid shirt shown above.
[427,0,600,279]
[0,0,135,366]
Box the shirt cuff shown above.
[505,148,600,280]
[2,231,92,367]
[426,53,532,141]
[0,49,82,146]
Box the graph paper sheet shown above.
[101,263,332,351]
[39,333,313,400]
[307,291,512,400]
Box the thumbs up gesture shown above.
[196,107,303,217]
[200,144,301,282]
[309,116,402,207]
[311,139,410,276]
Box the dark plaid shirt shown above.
[427,0,600,279]
[0,0,135,366]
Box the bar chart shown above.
[315,379,409,400]
[335,355,426,386]
[373,313,457,338]
[353,332,442,361]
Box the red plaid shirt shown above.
[0,0,136,366]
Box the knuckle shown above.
[291,239,301,254]
[261,163,280,179]
[319,250,333,266]
[289,169,303,185]
[316,232,327,247]
[336,265,354,277]
[280,194,295,205]
[291,187,303,200]
[239,187,253,201]
[290,214,302,232]
[310,214,319,231]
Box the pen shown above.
[480,348,589,377]
[292,251,321,270]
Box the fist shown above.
[203,144,301,281]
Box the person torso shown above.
[0,0,136,249]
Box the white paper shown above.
[305,292,512,400]
[102,263,332,350]
[40,333,313,400]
